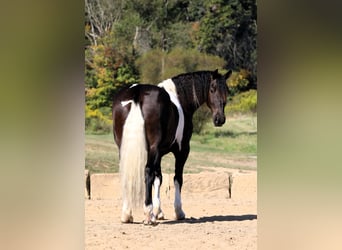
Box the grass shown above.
[85,134,119,173]
[85,114,257,174]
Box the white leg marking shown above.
[153,177,164,219]
[143,204,156,225]
[174,180,185,220]
[144,204,153,215]
[153,177,161,213]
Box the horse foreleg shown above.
[173,147,189,220]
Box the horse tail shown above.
[119,101,147,209]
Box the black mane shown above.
[171,71,213,113]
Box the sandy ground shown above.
[85,168,257,249]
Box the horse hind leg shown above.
[173,148,189,220]
[143,147,166,224]
[143,171,165,224]
[174,178,185,220]
[153,175,165,220]
[143,166,157,225]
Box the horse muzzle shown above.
[213,115,226,127]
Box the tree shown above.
[136,47,225,84]
[85,44,139,133]
[85,0,141,132]
[197,0,257,88]
[85,0,124,46]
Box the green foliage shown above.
[227,69,251,95]
[226,89,257,114]
[136,47,225,84]
[135,49,164,83]
[85,44,139,133]
[165,47,225,76]
[192,106,212,134]
[166,22,195,49]
[198,0,257,85]
[85,106,112,134]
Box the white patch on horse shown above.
[153,177,163,218]
[121,84,138,106]
[174,180,185,220]
[153,177,161,208]
[121,100,133,107]
[174,180,181,209]
[143,204,156,224]
[158,79,184,150]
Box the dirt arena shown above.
[85,168,257,249]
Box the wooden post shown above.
[228,173,233,198]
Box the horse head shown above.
[207,69,232,127]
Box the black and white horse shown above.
[112,69,231,224]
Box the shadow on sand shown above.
[161,214,257,225]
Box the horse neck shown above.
[172,72,211,115]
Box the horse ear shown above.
[224,70,232,79]
[212,69,219,79]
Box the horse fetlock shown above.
[152,200,162,218]
[174,207,185,220]
[121,212,133,223]
[144,204,153,214]
[153,205,165,220]
[144,213,157,225]
[156,210,165,220]
[144,204,159,225]
[143,205,155,225]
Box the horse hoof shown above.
[121,214,133,223]
[175,211,186,220]
[143,213,158,225]
[143,219,158,226]
[156,211,165,220]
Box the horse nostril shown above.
[213,115,225,126]
[213,116,220,126]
